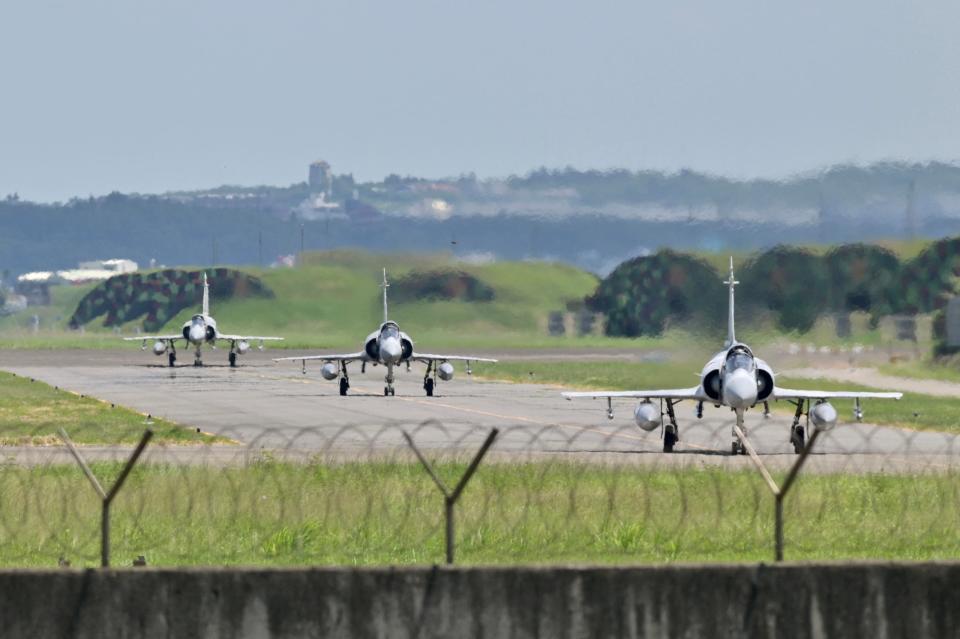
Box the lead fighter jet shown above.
[563,258,903,454]
[275,269,497,396]
[124,273,283,367]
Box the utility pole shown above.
[299,223,305,266]
[905,179,917,239]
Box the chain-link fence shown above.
[1,420,959,568]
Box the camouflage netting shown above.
[931,308,955,357]
[69,268,274,332]
[738,246,829,333]
[823,243,900,323]
[586,249,723,337]
[905,238,960,358]
[587,238,960,339]
[892,237,960,315]
[391,270,495,303]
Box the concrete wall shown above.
[0,563,958,638]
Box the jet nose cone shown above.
[723,369,758,409]
[189,325,206,343]
[380,337,402,363]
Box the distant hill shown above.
[8,250,599,350]
[3,162,960,276]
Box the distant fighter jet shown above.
[563,258,903,454]
[125,273,283,367]
[275,269,497,396]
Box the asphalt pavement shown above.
[0,349,956,473]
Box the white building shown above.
[18,258,139,286]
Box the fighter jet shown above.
[275,269,497,396]
[563,258,903,454]
[124,273,283,367]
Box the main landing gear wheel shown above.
[662,399,679,453]
[790,426,805,454]
[168,352,176,367]
[384,386,395,396]
[663,428,677,453]
[732,441,746,455]
[193,359,203,367]
[228,352,237,368]
[424,378,434,397]
[339,378,349,396]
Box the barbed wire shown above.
[1,420,959,567]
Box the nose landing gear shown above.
[384,365,396,396]
[731,409,747,455]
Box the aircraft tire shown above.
[791,426,805,454]
[228,352,237,367]
[425,378,434,397]
[339,378,349,396]
[168,352,176,367]
[663,430,676,453]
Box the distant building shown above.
[77,258,138,274]
[309,160,333,197]
[15,258,140,305]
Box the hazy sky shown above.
[2,0,959,201]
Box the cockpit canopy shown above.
[725,346,755,372]
[380,322,400,339]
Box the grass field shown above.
[0,251,608,350]
[0,249,928,353]
[881,359,960,384]
[0,371,213,444]
[3,460,957,567]
[473,361,960,432]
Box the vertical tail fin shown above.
[381,268,389,323]
[202,273,210,316]
[724,257,738,348]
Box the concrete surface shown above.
[0,563,958,638]
[1,350,957,473]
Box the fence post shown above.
[403,428,499,565]
[59,428,154,567]
[734,424,822,562]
